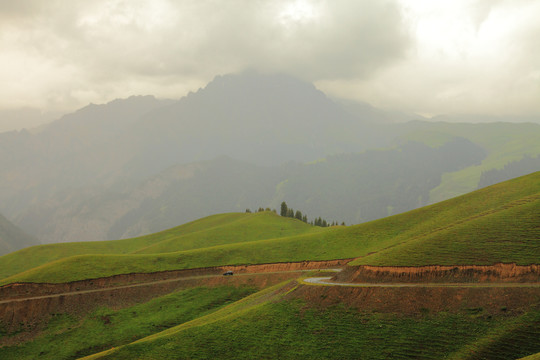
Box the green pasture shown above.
[1,172,539,284]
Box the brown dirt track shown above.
[1,260,539,334]
[0,259,349,332]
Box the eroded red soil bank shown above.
[0,259,350,300]
[0,259,349,333]
[0,272,303,335]
[336,263,540,283]
[289,284,540,315]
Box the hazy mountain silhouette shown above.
[15,139,486,243]
[0,211,39,255]
[0,72,388,224]
[0,71,537,245]
[0,107,62,133]
[478,155,540,188]
[0,95,172,218]
[109,71,390,185]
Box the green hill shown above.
[3,278,539,360]
[350,171,540,266]
[64,282,540,360]
[1,172,539,285]
[0,212,39,256]
[1,173,539,360]
[0,211,315,281]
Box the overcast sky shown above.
[1,0,539,130]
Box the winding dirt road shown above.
[0,270,316,305]
[3,267,539,306]
[302,276,540,288]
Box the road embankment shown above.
[288,282,540,315]
[0,259,349,333]
[335,263,540,284]
[0,259,350,300]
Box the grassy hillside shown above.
[351,172,540,266]
[0,285,259,360]
[75,282,540,360]
[2,169,539,360]
[3,279,538,360]
[0,212,39,256]
[0,212,315,281]
[520,353,540,360]
[2,172,539,285]
[3,275,538,360]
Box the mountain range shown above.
[1,71,539,245]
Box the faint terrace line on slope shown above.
[129,213,319,255]
[127,214,256,254]
[359,192,540,260]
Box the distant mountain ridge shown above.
[0,72,386,217]
[1,71,539,245]
[0,212,39,255]
[16,139,486,243]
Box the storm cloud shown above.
[0,0,539,124]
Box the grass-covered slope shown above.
[2,172,539,285]
[0,212,315,281]
[0,285,259,360]
[4,278,538,360]
[91,305,540,360]
[131,210,320,254]
[520,353,540,360]
[351,171,540,266]
[78,281,540,360]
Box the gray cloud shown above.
[0,0,410,113]
[0,0,538,124]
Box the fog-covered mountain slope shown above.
[2,72,539,244]
[0,211,39,255]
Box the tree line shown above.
[279,201,344,227]
[245,202,345,227]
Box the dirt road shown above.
[0,270,318,305]
[303,276,540,287]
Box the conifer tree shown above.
[280,202,288,217]
[287,208,294,218]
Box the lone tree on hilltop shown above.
[280,201,288,217]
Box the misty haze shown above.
[0,1,539,359]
